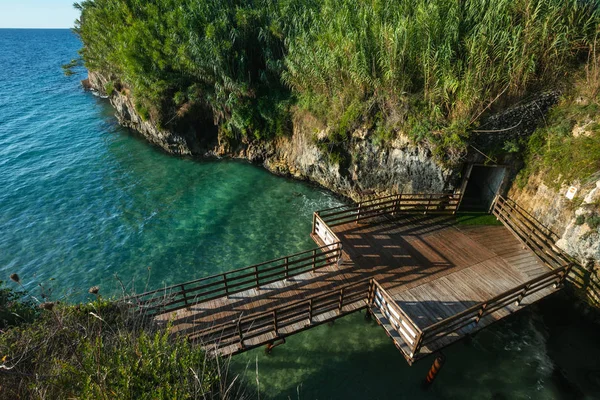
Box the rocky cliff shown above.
[86,71,455,201]
[509,172,600,307]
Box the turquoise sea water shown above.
[1,29,600,399]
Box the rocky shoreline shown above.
[86,71,456,201]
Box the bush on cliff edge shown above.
[0,281,247,400]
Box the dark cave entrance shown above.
[459,165,507,212]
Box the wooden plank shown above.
[146,197,570,361]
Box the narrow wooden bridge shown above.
[129,193,574,365]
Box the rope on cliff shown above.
[471,119,523,133]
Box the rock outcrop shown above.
[509,175,600,306]
[87,71,455,201]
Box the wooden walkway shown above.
[131,194,574,365]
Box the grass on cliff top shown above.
[514,48,600,190]
[75,0,600,164]
[516,97,600,190]
[0,278,249,400]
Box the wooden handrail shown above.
[372,280,421,335]
[501,197,560,241]
[418,262,573,346]
[130,242,343,315]
[314,193,460,230]
[181,260,573,360]
[493,196,573,269]
[371,279,422,358]
[186,279,373,350]
[313,212,342,247]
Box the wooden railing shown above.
[185,279,373,354]
[174,264,572,360]
[415,261,574,357]
[492,196,572,270]
[312,213,341,248]
[370,280,422,360]
[129,243,342,315]
[314,193,460,228]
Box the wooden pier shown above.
[129,193,574,365]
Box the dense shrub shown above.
[0,283,247,399]
[74,0,600,163]
[0,280,38,330]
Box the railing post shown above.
[368,279,375,307]
[285,257,289,280]
[356,202,362,225]
[181,284,188,306]
[424,196,432,214]
[412,331,423,359]
[555,263,573,288]
[223,274,229,296]
[237,316,244,349]
[455,193,460,214]
[255,265,260,289]
[312,212,317,235]
[272,310,278,334]
[474,303,487,324]
[338,288,344,314]
[515,284,531,306]
[308,299,313,324]
[312,249,317,271]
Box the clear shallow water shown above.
[1,29,599,399]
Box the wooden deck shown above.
[135,194,574,364]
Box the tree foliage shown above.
[75,0,600,159]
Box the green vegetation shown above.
[0,280,246,399]
[456,212,503,226]
[74,0,600,163]
[588,213,600,229]
[516,50,600,189]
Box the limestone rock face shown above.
[86,71,456,200]
[509,175,600,306]
[509,176,600,263]
[88,72,194,155]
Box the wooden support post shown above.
[356,203,362,225]
[308,299,313,324]
[265,337,286,354]
[312,212,317,235]
[223,274,229,296]
[272,310,278,334]
[338,288,344,314]
[422,353,446,389]
[312,249,317,271]
[364,308,372,321]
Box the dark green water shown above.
[1,29,600,399]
